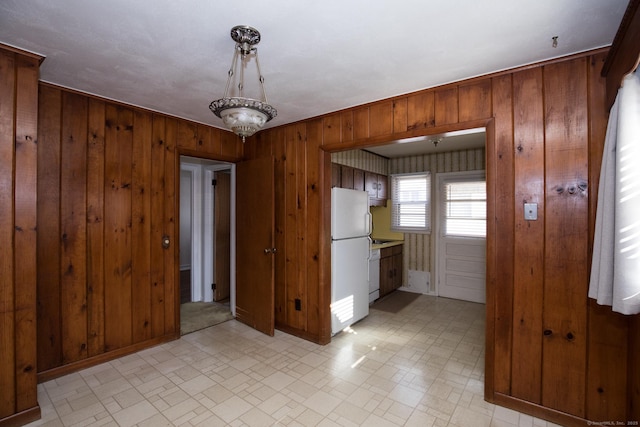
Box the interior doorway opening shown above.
[179,155,236,335]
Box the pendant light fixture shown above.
[209,25,277,142]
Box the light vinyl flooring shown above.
[28,293,562,427]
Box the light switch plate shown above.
[524,203,538,220]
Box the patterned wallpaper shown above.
[331,150,388,175]
[390,147,485,292]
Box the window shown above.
[441,177,486,237]
[390,172,431,233]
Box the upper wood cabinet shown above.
[332,163,387,205]
[365,171,387,206]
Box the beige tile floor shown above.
[27,293,563,427]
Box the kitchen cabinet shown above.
[379,244,402,298]
[365,171,387,206]
[331,163,383,201]
[353,168,365,191]
[331,163,341,187]
[340,165,354,189]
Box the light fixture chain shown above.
[223,49,239,98]
[254,51,269,104]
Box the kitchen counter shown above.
[371,240,404,250]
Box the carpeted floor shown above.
[371,290,421,313]
[180,302,234,335]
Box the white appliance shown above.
[331,187,371,335]
[368,248,380,303]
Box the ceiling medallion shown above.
[209,25,277,142]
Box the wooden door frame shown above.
[320,118,496,400]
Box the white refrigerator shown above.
[331,187,371,335]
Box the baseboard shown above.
[37,333,179,383]
[0,405,41,427]
[492,392,589,427]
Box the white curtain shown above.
[589,68,640,315]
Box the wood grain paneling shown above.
[0,45,41,425]
[60,92,88,364]
[541,58,589,418]
[585,51,629,423]
[489,73,514,397]
[36,85,62,371]
[511,67,544,403]
[0,50,18,419]
[86,98,106,357]
[33,85,242,383]
[131,110,152,343]
[104,106,134,351]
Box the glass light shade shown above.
[209,96,276,140]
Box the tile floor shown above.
[27,293,563,427]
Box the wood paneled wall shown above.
[245,50,632,425]
[35,84,243,379]
[0,46,41,426]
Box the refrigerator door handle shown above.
[365,211,372,235]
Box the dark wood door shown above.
[214,171,231,301]
[236,157,275,336]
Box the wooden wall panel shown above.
[104,106,134,351]
[36,85,62,372]
[434,86,458,126]
[60,92,88,364]
[322,113,341,145]
[131,110,152,343]
[459,80,492,122]
[541,58,589,418]
[341,111,353,143]
[0,46,41,426]
[489,73,514,397]
[369,101,393,137]
[353,107,369,140]
[407,92,435,131]
[86,98,106,357]
[163,118,177,335]
[150,116,167,337]
[305,119,324,340]
[13,52,40,418]
[392,98,407,133]
[511,67,545,403]
[32,85,241,381]
[585,51,629,423]
[0,50,17,419]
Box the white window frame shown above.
[390,172,432,234]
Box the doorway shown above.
[435,171,486,303]
[179,156,236,335]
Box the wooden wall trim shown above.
[0,42,44,64]
[602,0,640,109]
[0,406,41,427]
[36,332,178,383]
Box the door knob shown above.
[162,235,170,249]
[264,248,277,254]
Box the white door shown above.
[436,171,486,304]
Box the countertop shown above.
[371,240,404,250]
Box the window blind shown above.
[390,172,431,233]
[441,179,486,237]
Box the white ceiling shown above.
[0,0,628,147]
